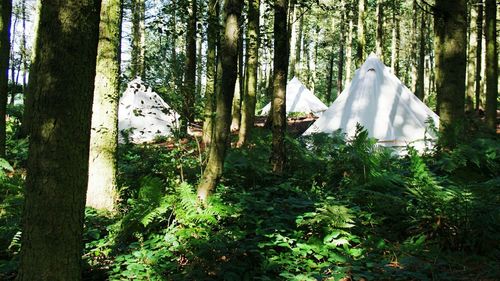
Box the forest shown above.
[0,0,499,280]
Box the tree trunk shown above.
[474,0,483,111]
[197,0,242,201]
[270,0,289,174]
[202,0,219,145]
[237,0,259,147]
[87,0,122,212]
[295,10,303,78]
[231,30,244,131]
[391,0,400,76]
[21,0,26,90]
[17,0,101,280]
[434,0,467,138]
[345,11,353,86]
[484,0,497,131]
[375,0,384,61]
[416,11,426,101]
[336,4,345,98]
[466,1,479,111]
[288,3,297,77]
[181,0,197,135]
[131,0,145,78]
[0,0,12,158]
[410,0,418,93]
[356,0,366,68]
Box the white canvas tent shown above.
[304,54,439,151]
[118,78,179,143]
[260,77,328,116]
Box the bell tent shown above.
[118,78,179,143]
[260,77,328,116]
[303,54,439,151]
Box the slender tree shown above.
[87,0,122,212]
[131,0,145,78]
[202,0,219,145]
[336,4,346,97]
[197,0,243,201]
[270,0,289,174]
[484,0,497,131]
[390,0,400,76]
[237,0,260,146]
[474,0,483,111]
[345,10,353,86]
[355,0,366,67]
[181,0,197,134]
[17,0,101,279]
[466,0,479,111]
[375,0,384,60]
[416,10,426,100]
[0,0,12,158]
[230,29,244,132]
[434,0,467,136]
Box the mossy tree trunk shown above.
[17,0,101,280]
[356,0,366,68]
[181,0,197,135]
[131,0,145,78]
[474,0,483,111]
[0,0,12,158]
[270,0,289,175]
[197,0,242,201]
[202,0,219,145]
[87,0,122,212]
[484,0,497,131]
[434,0,467,137]
[237,0,259,147]
[230,29,244,132]
[375,0,384,61]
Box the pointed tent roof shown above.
[260,77,328,116]
[118,78,179,143]
[304,54,439,149]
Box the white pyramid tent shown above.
[260,77,328,116]
[118,78,180,143]
[304,54,439,150]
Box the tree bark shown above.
[484,0,497,131]
[375,0,384,61]
[336,4,345,98]
[270,0,289,174]
[197,0,242,201]
[181,0,197,135]
[202,0,219,145]
[231,29,244,131]
[410,0,418,93]
[237,0,259,147]
[0,0,12,158]
[466,1,479,111]
[356,0,366,68]
[87,0,122,212]
[474,0,483,111]
[17,0,101,280]
[416,11,426,101]
[390,0,400,76]
[131,0,145,78]
[345,10,353,86]
[434,0,467,137]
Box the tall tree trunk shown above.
[21,0,26,90]
[288,3,297,77]
[17,0,101,279]
[196,27,203,97]
[474,0,483,111]
[87,0,122,212]
[336,4,345,98]
[345,11,353,86]
[391,0,400,76]
[0,0,12,158]
[270,0,289,174]
[231,29,244,131]
[295,9,303,78]
[181,0,197,134]
[202,0,219,145]
[326,49,334,103]
[375,0,384,60]
[466,1,479,111]
[410,0,418,93]
[434,0,467,138]
[237,0,259,146]
[131,0,145,78]
[197,0,242,201]
[416,11,426,100]
[356,0,366,68]
[484,0,497,131]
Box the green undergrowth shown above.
[1,125,499,280]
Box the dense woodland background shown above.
[0,0,499,280]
